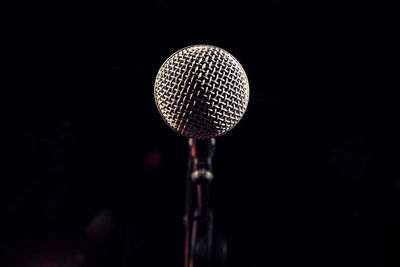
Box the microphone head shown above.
[154,44,250,139]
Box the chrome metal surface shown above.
[154,45,249,139]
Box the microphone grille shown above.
[154,45,250,139]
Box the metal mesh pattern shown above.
[154,45,249,139]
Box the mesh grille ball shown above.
[154,45,250,139]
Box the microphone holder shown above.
[184,138,226,267]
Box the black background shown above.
[1,0,400,266]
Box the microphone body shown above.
[154,45,249,267]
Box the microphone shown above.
[154,45,249,267]
[154,44,249,139]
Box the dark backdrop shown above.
[1,0,399,266]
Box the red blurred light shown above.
[146,149,163,169]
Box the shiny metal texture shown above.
[154,45,249,139]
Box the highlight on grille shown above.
[154,44,250,139]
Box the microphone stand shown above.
[184,138,226,267]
